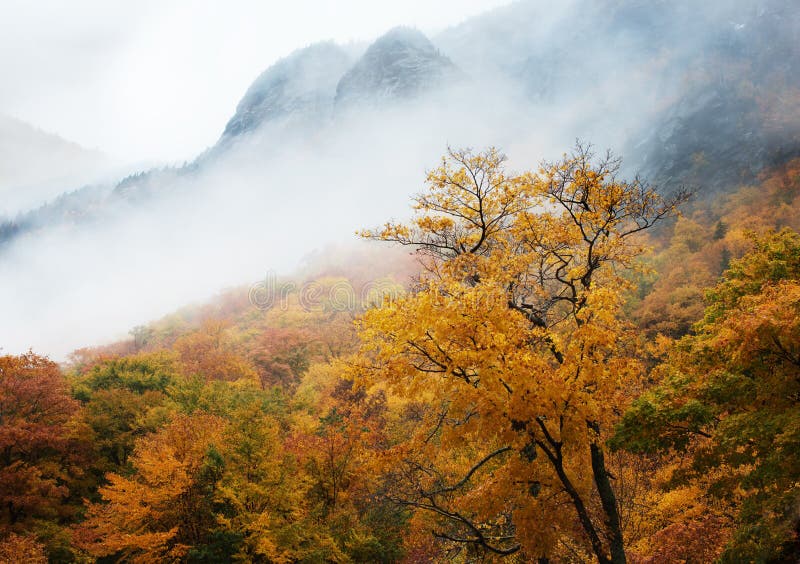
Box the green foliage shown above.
[611,372,714,454]
[72,351,181,399]
[185,530,243,564]
[703,228,800,322]
[614,229,800,560]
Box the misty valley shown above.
[1,0,799,562]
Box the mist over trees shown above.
[2,0,799,358]
[2,0,800,561]
[1,142,799,561]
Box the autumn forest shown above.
[1,144,798,562]
[3,1,800,562]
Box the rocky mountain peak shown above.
[221,42,351,139]
[334,27,458,108]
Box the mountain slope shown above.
[0,115,112,215]
[436,0,800,194]
[5,0,800,245]
[634,0,800,193]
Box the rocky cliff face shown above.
[216,28,460,144]
[334,27,459,109]
[220,42,351,140]
[434,0,800,195]
[631,0,800,194]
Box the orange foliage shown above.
[635,157,800,337]
[173,320,257,382]
[75,414,226,562]
[0,533,47,564]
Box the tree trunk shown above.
[590,441,626,564]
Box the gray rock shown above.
[334,27,459,109]
[221,42,351,139]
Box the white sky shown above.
[0,0,512,164]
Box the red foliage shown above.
[0,353,88,529]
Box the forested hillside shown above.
[2,145,798,562]
[3,0,800,561]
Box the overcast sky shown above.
[0,0,511,164]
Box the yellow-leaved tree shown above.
[74,414,227,562]
[354,146,687,562]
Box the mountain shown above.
[633,0,800,193]
[3,0,800,361]
[0,27,463,245]
[436,0,800,194]
[218,27,460,146]
[3,0,800,249]
[220,42,352,141]
[334,27,459,109]
[0,115,113,216]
